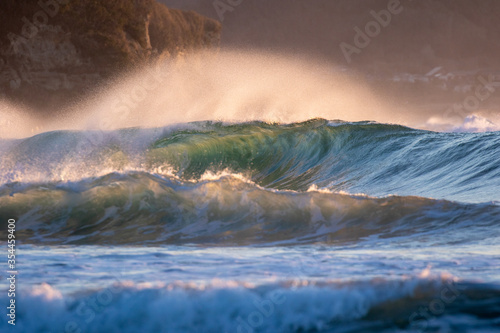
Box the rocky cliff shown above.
[0,0,221,111]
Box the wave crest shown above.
[1,172,498,246]
[2,119,499,202]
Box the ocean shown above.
[1,119,499,332]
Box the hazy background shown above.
[161,0,500,127]
[162,0,500,72]
[1,0,500,137]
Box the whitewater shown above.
[0,51,499,332]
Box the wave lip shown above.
[1,172,499,246]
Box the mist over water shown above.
[2,49,499,140]
[1,50,402,138]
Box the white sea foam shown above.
[0,273,457,333]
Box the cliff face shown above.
[0,0,221,111]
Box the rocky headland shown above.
[0,0,221,112]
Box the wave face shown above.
[2,119,500,199]
[146,119,500,201]
[1,119,499,246]
[1,119,499,333]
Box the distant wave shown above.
[2,274,499,333]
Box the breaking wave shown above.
[2,274,499,333]
[1,119,499,245]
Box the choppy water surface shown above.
[1,120,499,332]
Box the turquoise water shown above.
[1,120,499,332]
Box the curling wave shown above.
[1,119,499,245]
[1,119,499,201]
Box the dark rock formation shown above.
[0,0,221,112]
